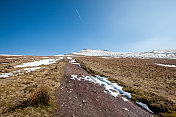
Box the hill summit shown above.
[72,49,176,59]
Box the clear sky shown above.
[0,0,176,56]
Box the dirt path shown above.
[55,60,156,117]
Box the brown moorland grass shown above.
[75,56,176,117]
[0,56,56,74]
[0,58,65,116]
[0,56,47,74]
[30,85,50,106]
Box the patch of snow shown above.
[6,58,17,59]
[12,70,21,73]
[67,57,72,59]
[65,55,74,56]
[121,97,129,101]
[0,67,43,78]
[136,102,153,113]
[122,108,129,111]
[69,59,81,67]
[1,58,62,78]
[0,70,22,78]
[54,54,65,56]
[71,75,77,80]
[69,59,76,63]
[1,62,7,64]
[14,58,61,68]
[101,57,113,59]
[58,57,64,59]
[152,49,176,54]
[70,75,131,99]
[71,63,81,67]
[0,72,14,78]
[42,57,50,58]
[156,63,176,68]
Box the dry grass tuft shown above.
[29,85,50,106]
[3,85,50,114]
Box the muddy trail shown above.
[55,59,156,117]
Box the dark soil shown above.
[55,61,156,117]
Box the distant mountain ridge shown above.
[73,49,176,59]
[1,49,176,59]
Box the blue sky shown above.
[0,0,176,55]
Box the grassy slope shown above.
[0,56,43,74]
[0,59,65,116]
[75,57,176,117]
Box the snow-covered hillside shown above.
[73,49,176,59]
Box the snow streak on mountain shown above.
[72,49,176,59]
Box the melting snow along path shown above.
[68,57,153,114]
[71,75,153,113]
[71,75,131,99]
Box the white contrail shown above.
[75,8,82,21]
